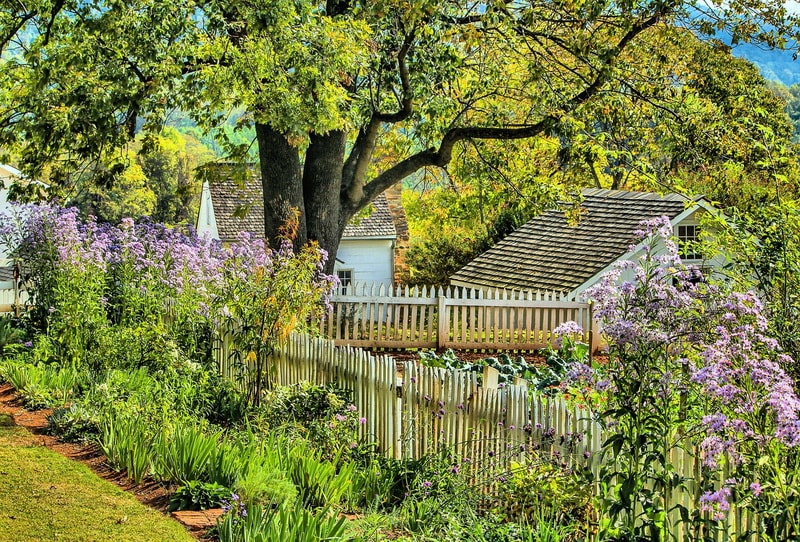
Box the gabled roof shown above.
[450,189,698,292]
[342,196,397,239]
[205,171,396,243]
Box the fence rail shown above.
[321,283,600,352]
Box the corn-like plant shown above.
[1,360,31,392]
[284,449,356,510]
[216,503,348,542]
[206,441,246,488]
[1,360,85,407]
[153,424,220,484]
[98,415,154,484]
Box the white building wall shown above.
[335,238,394,288]
[0,165,22,266]
[195,181,219,239]
[572,208,728,299]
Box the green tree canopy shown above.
[69,128,215,225]
[1,0,799,268]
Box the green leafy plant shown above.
[533,323,590,395]
[168,481,232,512]
[419,349,533,384]
[47,403,100,442]
[257,382,362,459]
[215,503,348,542]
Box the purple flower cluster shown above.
[699,485,732,521]
[0,202,337,330]
[552,321,584,348]
[578,215,800,521]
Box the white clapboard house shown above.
[196,168,409,291]
[450,189,726,300]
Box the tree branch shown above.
[41,0,64,46]
[356,6,670,211]
[0,8,36,56]
[342,28,416,199]
[374,29,415,123]
[356,149,438,210]
[432,7,668,166]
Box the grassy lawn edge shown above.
[0,424,194,542]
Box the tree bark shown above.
[256,123,306,247]
[303,130,347,272]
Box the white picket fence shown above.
[213,331,772,541]
[321,283,601,352]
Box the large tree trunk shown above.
[303,130,347,273]
[256,125,351,274]
[256,123,307,246]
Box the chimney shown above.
[384,183,410,284]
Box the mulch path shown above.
[0,383,217,539]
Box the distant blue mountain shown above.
[729,42,800,86]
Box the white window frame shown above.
[336,269,354,294]
[676,224,702,261]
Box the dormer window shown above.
[676,224,701,261]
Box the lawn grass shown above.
[0,424,194,542]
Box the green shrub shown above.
[234,463,297,508]
[495,457,591,527]
[168,480,232,512]
[189,372,250,427]
[87,322,179,373]
[257,382,361,459]
[0,316,25,357]
[259,382,352,427]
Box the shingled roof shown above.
[206,172,396,242]
[450,189,696,292]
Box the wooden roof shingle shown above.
[449,189,693,292]
[207,170,396,242]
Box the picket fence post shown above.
[437,287,448,349]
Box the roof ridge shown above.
[580,188,692,202]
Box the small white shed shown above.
[196,169,407,291]
[450,189,726,299]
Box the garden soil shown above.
[0,383,213,539]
